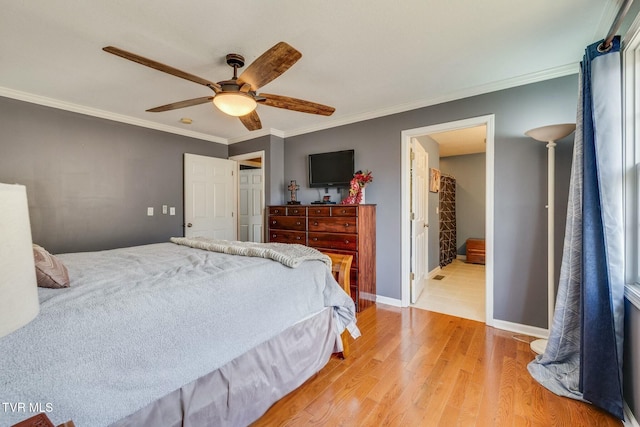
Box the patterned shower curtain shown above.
[439,174,456,267]
[527,36,624,419]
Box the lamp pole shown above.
[525,123,576,355]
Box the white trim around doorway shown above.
[400,114,495,326]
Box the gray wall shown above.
[0,74,577,329]
[284,75,577,328]
[0,96,227,254]
[228,134,285,205]
[440,153,486,255]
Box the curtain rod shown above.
[601,0,634,50]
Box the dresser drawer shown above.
[308,206,331,217]
[268,206,306,216]
[269,216,305,231]
[268,230,306,244]
[331,206,357,217]
[268,206,286,215]
[308,232,357,251]
[309,216,357,233]
[286,206,306,216]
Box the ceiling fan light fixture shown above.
[213,92,257,117]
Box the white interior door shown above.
[184,153,237,240]
[411,140,429,303]
[239,168,264,242]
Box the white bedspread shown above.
[0,243,358,427]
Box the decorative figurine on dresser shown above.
[267,203,376,312]
[287,180,301,205]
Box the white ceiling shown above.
[429,126,487,158]
[0,1,622,144]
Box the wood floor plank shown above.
[252,304,623,427]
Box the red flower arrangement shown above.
[341,170,373,204]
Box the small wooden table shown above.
[466,238,486,265]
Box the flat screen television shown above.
[308,149,355,188]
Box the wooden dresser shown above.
[267,204,376,311]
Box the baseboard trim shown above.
[375,295,402,307]
[492,319,548,339]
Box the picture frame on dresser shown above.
[267,204,376,311]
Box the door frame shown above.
[229,150,266,241]
[400,114,495,326]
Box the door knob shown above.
[187,223,193,227]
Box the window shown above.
[624,16,640,308]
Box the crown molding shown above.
[0,62,579,145]
[281,62,579,139]
[0,86,229,145]
[225,127,287,144]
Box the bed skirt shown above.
[111,307,337,427]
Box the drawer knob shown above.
[274,209,280,213]
[313,237,318,241]
[293,209,298,213]
[344,223,350,227]
[341,209,346,213]
[296,221,301,225]
[314,221,318,226]
[272,234,276,238]
[345,240,350,244]
[296,236,301,240]
[272,220,276,224]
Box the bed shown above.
[0,239,359,427]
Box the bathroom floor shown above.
[411,258,486,322]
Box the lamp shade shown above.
[0,183,39,338]
[525,123,576,143]
[213,92,257,117]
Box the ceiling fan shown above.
[102,42,335,131]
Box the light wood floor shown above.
[252,304,622,427]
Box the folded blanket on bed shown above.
[170,237,332,269]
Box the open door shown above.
[411,139,429,303]
[239,168,264,242]
[184,153,237,240]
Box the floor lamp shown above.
[525,123,576,355]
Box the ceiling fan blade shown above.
[259,93,335,116]
[103,46,221,92]
[239,110,262,131]
[146,97,214,112]
[238,42,301,90]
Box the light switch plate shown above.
[162,205,168,214]
[169,207,176,216]
[147,207,154,216]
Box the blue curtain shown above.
[528,36,625,419]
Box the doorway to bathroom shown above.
[401,115,495,326]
